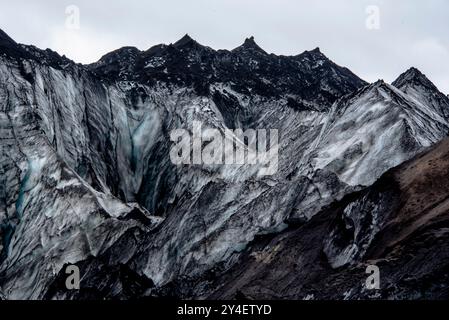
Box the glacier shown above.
[1,29,449,299]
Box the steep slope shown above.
[192,138,449,300]
[309,79,449,186]
[1,28,449,299]
[393,67,449,119]
[89,35,366,117]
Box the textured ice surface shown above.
[1,41,448,298]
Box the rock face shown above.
[89,35,365,113]
[199,138,449,300]
[0,29,448,299]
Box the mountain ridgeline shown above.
[0,28,449,299]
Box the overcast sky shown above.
[1,0,448,92]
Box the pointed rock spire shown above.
[392,67,436,90]
[297,47,328,63]
[233,36,266,54]
[243,36,257,47]
[173,34,198,48]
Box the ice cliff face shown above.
[201,138,449,300]
[0,29,448,299]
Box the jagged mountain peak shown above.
[300,47,324,56]
[392,67,449,118]
[85,34,364,105]
[370,79,389,89]
[373,78,386,84]
[0,28,31,59]
[173,33,203,49]
[233,36,266,54]
[399,67,426,79]
[342,79,403,107]
[0,28,71,69]
[296,47,329,65]
[242,36,258,48]
[392,67,437,91]
[88,46,142,81]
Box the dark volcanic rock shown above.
[89,35,366,111]
[0,29,31,59]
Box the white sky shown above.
[1,0,448,93]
